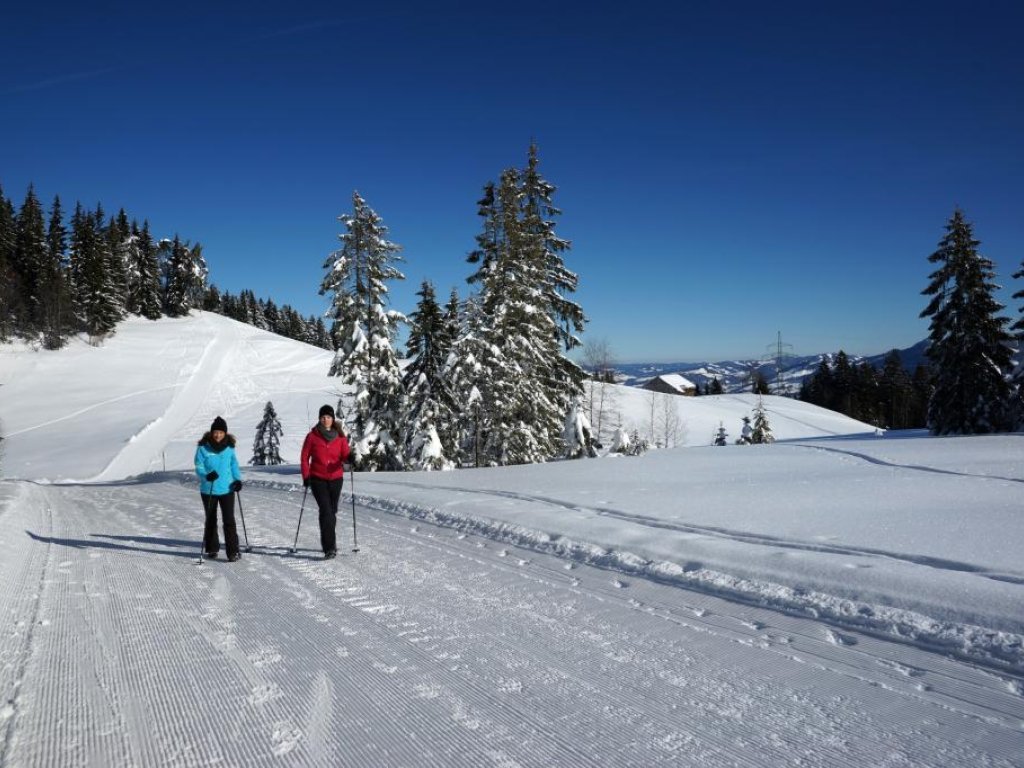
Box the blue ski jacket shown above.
[194,433,243,496]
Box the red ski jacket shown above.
[301,426,351,482]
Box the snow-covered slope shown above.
[0,313,874,482]
[0,314,337,481]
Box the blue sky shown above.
[2,1,1022,362]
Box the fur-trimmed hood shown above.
[197,432,237,451]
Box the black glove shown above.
[303,477,310,488]
[206,471,219,481]
[230,480,242,493]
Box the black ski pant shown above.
[309,476,343,554]
[202,492,240,558]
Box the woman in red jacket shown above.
[300,404,352,559]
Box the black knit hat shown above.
[318,404,335,419]
[210,415,228,433]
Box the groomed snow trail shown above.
[2,479,1022,767]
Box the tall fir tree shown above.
[250,401,285,466]
[134,221,163,319]
[104,211,130,319]
[402,280,456,469]
[320,191,406,471]
[0,186,17,340]
[520,143,587,408]
[161,235,207,316]
[69,204,120,337]
[41,195,73,348]
[1011,259,1024,427]
[458,146,586,465]
[14,185,47,333]
[750,398,775,444]
[920,209,1013,434]
[469,167,562,464]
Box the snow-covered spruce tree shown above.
[70,205,121,338]
[750,397,774,444]
[251,401,285,466]
[41,195,73,349]
[13,185,47,335]
[610,426,631,454]
[920,209,1014,434]
[1011,259,1024,427]
[714,422,728,446]
[0,185,18,341]
[104,210,131,318]
[132,221,163,319]
[466,168,563,464]
[320,191,406,471]
[445,294,498,467]
[402,280,456,470]
[520,143,587,414]
[562,399,597,458]
[161,236,207,317]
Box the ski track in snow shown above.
[1,479,1022,767]
[352,473,1024,581]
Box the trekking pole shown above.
[197,492,215,564]
[349,464,359,553]
[289,485,308,554]
[236,490,252,553]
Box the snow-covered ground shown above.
[1,314,1022,766]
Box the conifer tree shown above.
[161,236,207,316]
[69,205,120,337]
[41,195,72,348]
[562,399,597,458]
[462,167,563,465]
[320,191,406,471]
[714,422,728,446]
[446,295,499,466]
[879,350,913,429]
[1011,259,1024,427]
[750,397,774,444]
[105,210,131,316]
[920,209,1013,434]
[520,143,587,408]
[126,218,161,319]
[250,401,285,465]
[0,186,18,340]
[403,280,456,469]
[14,185,47,333]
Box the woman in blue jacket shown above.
[194,415,244,561]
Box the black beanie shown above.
[318,404,335,419]
[210,415,228,433]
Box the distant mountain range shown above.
[614,340,929,395]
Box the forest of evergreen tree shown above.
[798,350,931,429]
[3,167,1023,458]
[0,182,332,350]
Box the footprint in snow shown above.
[247,683,281,706]
[824,628,858,647]
[270,722,302,756]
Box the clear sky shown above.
[2,1,1022,362]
